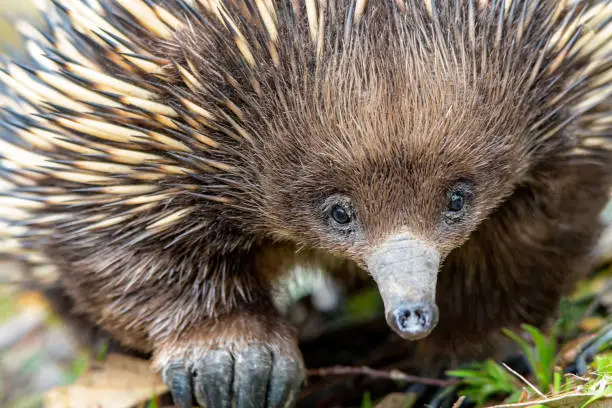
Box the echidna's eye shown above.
[444,180,473,223]
[447,191,465,212]
[330,204,351,224]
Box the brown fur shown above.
[2,0,612,383]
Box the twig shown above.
[565,372,589,382]
[451,396,466,408]
[502,363,546,398]
[307,365,459,387]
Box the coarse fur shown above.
[1,0,612,404]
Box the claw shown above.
[194,350,234,408]
[267,356,304,408]
[163,362,193,408]
[233,347,273,408]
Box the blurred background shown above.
[1,0,38,53]
[1,4,84,408]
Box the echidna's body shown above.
[1,0,612,406]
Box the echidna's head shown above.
[256,26,540,340]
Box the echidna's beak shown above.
[367,233,440,340]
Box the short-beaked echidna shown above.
[1,0,612,406]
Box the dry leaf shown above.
[579,317,606,332]
[44,353,167,408]
[375,392,417,408]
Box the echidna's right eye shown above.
[330,204,351,224]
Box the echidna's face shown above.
[266,127,529,340]
[260,49,533,340]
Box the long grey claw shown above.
[163,362,193,408]
[194,350,234,408]
[267,356,304,408]
[233,347,273,408]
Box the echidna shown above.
[1,0,612,406]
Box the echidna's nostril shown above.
[415,307,431,326]
[397,308,411,329]
[414,308,424,323]
[386,302,439,340]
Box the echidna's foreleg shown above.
[151,268,305,408]
[48,238,305,407]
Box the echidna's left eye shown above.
[444,180,473,223]
[447,191,465,212]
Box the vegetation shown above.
[446,268,612,408]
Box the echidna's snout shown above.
[367,233,441,340]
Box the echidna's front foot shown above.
[155,314,305,408]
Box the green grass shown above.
[447,360,522,405]
[448,298,611,407]
[581,354,612,408]
[361,391,373,408]
[502,324,558,394]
